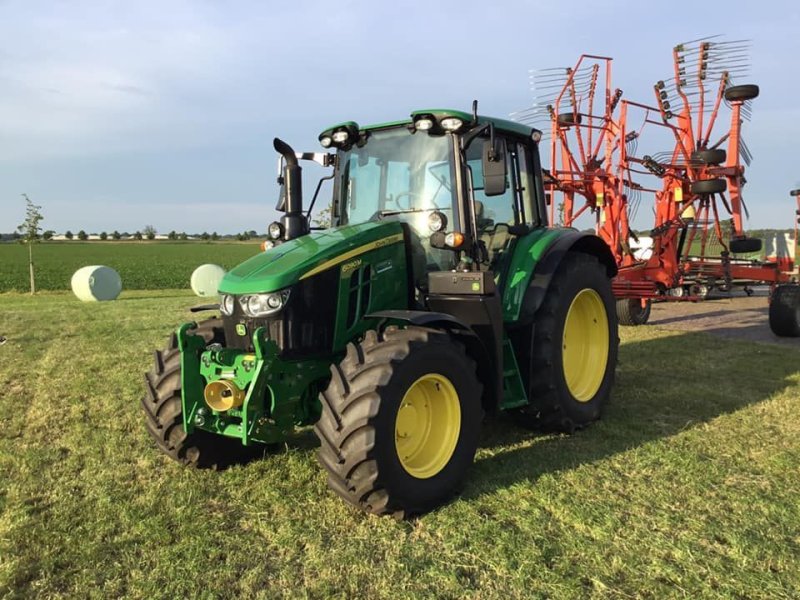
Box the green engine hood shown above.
[218,221,405,295]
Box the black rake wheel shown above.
[519,252,619,433]
[690,149,727,165]
[724,84,760,102]
[314,326,483,518]
[616,298,652,326]
[769,285,800,337]
[141,317,260,469]
[690,178,727,195]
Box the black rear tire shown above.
[729,237,763,254]
[141,318,260,468]
[769,285,800,337]
[690,149,727,165]
[520,253,619,433]
[691,178,727,195]
[724,84,759,102]
[315,327,483,517]
[616,298,652,326]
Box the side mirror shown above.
[482,138,507,197]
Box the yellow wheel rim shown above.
[562,288,609,402]
[394,374,461,479]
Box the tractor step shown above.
[500,336,527,409]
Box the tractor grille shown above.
[222,269,338,359]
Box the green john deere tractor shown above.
[143,106,619,517]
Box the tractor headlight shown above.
[239,290,291,317]
[332,130,349,144]
[320,136,332,148]
[220,294,235,316]
[268,221,284,240]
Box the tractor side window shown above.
[516,143,540,226]
[466,137,525,266]
[467,144,515,232]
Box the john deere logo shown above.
[236,323,247,336]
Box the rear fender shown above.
[503,229,617,325]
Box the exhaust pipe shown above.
[273,138,309,240]
[204,379,245,412]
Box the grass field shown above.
[0,242,261,292]
[1,291,799,598]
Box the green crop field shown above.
[1,290,798,598]
[0,242,262,292]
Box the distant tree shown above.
[43,230,55,240]
[211,232,219,241]
[133,231,143,240]
[143,225,157,240]
[200,232,210,241]
[312,206,332,229]
[112,230,121,240]
[247,230,258,238]
[100,231,108,240]
[237,231,251,241]
[77,230,88,241]
[168,230,178,240]
[16,194,44,294]
[179,232,188,240]
[65,230,73,240]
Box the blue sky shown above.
[1,0,798,234]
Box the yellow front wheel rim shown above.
[395,374,461,479]
[562,288,610,402]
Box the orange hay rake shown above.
[517,37,798,326]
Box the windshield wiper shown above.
[375,208,430,218]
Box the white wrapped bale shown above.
[190,264,226,297]
[71,266,122,302]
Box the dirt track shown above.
[648,290,800,349]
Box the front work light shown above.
[414,117,434,131]
[332,130,349,144]
[320,136,332,148]
[440,117,463,132]
[268,221,284,240]
[427,211,448,233]
[531,129,543,143]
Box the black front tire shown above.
[141,318,259,468]
[769,285,800,337]
[521,253,619,433]
[314,327,483,517]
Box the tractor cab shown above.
[313,109,549,295]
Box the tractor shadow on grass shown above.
[462,329,800,502]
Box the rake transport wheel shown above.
[690,149,727,165]
[314,327,483,517]
[616,298,652,326]
[142,318,258,468]
[520,253,619,433]
[691,178,727,195]
[769,285,800,337]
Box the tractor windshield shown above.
[337,128,457,233]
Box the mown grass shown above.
[0,291,798,598]
[0,242,260,291]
